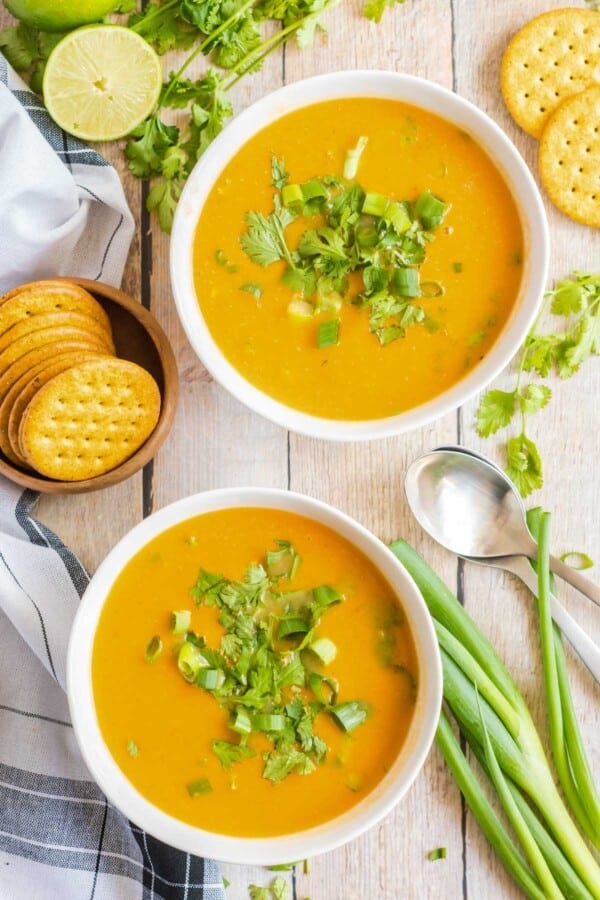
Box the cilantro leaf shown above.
[362,0,408,22]
[271,877,289,900]
[126,116,180,179]
[0,23,39,72]
[519,383,551,416]
[475,390,516,437]
[146,178,182,234]
[271,155,289,190]
[262,746,311,783]
[506,434,543,497]
[249,887,270,900]
[212,740,256,770]
[241,211,293,267]
[551,279,585,316]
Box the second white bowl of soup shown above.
[171,71,549,440]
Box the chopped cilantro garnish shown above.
[147,539,370,789]
[126,739,139,758]
[240,155,449,348]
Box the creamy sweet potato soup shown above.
[93,508,418,836]
[193,98,523,420]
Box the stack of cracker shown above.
[0,280,161,482]
[501,7,600,228]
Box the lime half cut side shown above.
[43,25,162,142]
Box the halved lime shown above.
[42,25,162,142]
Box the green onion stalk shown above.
[390,538,600,899]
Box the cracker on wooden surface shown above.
[538,85,600,227]
[0,326,110,380]
[501,8,600,138]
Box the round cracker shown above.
[19,358,161,481]
[538,85,600,228]
[0,351,106,467]
[0,311,114,356]
[0,340,112,408]
[0,326,111,381]
[0,281,111,335]
[501,8,600,138]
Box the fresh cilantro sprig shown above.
[475,272,600,496]
[239,155,449,347]
[0,0,412,233]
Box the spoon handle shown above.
[549,554,600,609]
[503,556,600,683]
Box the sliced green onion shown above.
[453,261,463,273]
[277,617,311,639]
[308,673,338,705]
[355,219,379,248]
[313,585,343,607]
[330,701,369,733]
[288,299,314,320]
[317,319,340,349]
[229,709,252,735]
[393,266,420,298]
[253,713,286,732]
[559,551,594,570]
[187,777,212,797]
[301,179,328,202]
[415,191,448,229]
[428,847,447,862]
[144,635,162,664]
[282,183,304,208]
[241,282,263,299]
[178,641,208,683]
[197,668,223,690]
[383,200,411,234]
[343,136,368,180]
[267,541,300,578]
[126,739,139,758]
[362,192,388,217]
[308,637,337,665]
[170,610,191,635]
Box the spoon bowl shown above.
[404,449,537,559]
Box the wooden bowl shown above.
[0,277,179,494]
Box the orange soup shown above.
[193,98,524,420]
[93,508,418,836]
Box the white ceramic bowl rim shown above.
[170,70,550,442]
[67,487,442,865]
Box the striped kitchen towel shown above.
[0,477,226,899]
[0,54,135,294]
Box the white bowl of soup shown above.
[171,71,549,440]
[67,488,442,864]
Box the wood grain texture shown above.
[1,0,598,897]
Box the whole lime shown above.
[3,0,120,31]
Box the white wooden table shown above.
[3,1,599,896]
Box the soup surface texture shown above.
[193,98,524,420]
[93,508,418,836]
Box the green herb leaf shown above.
[0,23,40,72]
[506,434,543,497]
[475,390,516,437]
[126,739,139,758]
[272,155,289,190]
[362,0,408,22]
[241,282,263,299]
[428,847,447,861]
[519,384,551,416]
[212,740,257,770]
[317,318,340,349]
[186,777,212,797]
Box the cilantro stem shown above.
[129,0,180,34]
[158,0,257,111]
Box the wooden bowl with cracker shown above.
[0,277,179,494]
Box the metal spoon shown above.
[405,447,600,606]
[404,447,600,681]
